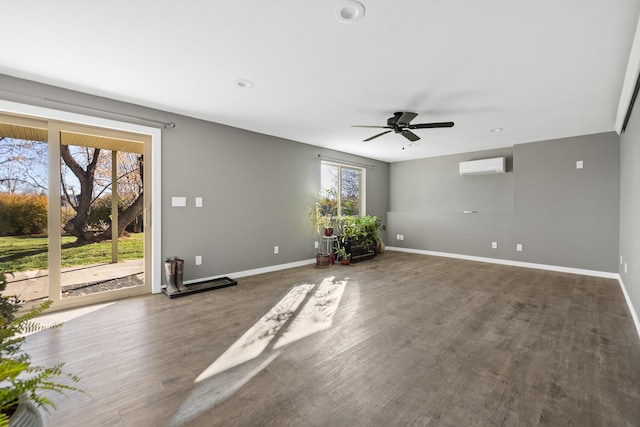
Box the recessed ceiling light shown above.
[235,79,254,89]
[490,127,503,133]
[335,1,365,23]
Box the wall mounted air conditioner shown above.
[459,157,506,176]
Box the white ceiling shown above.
[2,1,640,162]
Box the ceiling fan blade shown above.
[364,130,392,142]
[396,112,418,126]
[401,130,420,142]
[409,121,455,129]
[351,125,392,129]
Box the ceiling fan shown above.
[352,112,454,142]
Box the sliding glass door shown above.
[0,113,152,309]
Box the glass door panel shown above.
[59,130,146,300]
[0,117,50,304]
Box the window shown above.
[321,161,364,216]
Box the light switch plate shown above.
[171,197,187,207]
[576,160,584,169]
[195,197,203,208]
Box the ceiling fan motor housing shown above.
[387,112,403,126]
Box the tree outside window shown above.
[321,161,363,216]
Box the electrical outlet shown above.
[625,263,628,274]
[516,243,523,252]
[314,241,319,249]
[195,255,202,265]
[492,242,497,249]
[274,246,279,254]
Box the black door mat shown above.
[162,277,237,298]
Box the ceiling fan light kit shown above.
[352,111,455,144]
[235,79,254,89]
[335,1,365,23]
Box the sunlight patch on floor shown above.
[169,277,349,426]
[19,302,116,337]
[274,276,347,349]
[194,283,314,383]
[195,277,347,383]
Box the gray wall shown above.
[620,104,640,319]
[388,147,515,256]
[0,73,624,280]
[162,116,389,278]
[388,133,620,272]
[0,74,389,282]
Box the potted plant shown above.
[308,191,338,267]
[359,215,386,253]
[334,245,351,265]
[319,215,334,237]
[334,215,385,263]
[0,272,83,427]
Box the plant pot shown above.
[340,258,351,265]
[8,398,43,427]
[315,254,330,268]
[324,227,334,236]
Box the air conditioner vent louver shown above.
[459,157,506,176]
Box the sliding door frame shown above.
[0,100,162,309]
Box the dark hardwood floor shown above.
[23,251,640,426]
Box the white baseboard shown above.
[618,276,640,339]
[184,258,316,285]
[385,247,620,279]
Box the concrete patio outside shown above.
[4,259,144,301]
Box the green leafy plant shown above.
[333,245,350,261]
[335,215,386,252]
[335,215,359,242]
[308,190,338,251]
[0,193,48,237]
[358,215,386,250]
[0,272,83,426]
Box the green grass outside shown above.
[0,233,144,273]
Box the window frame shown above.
[320,160,366,217]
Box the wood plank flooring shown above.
[22,251,640,426]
